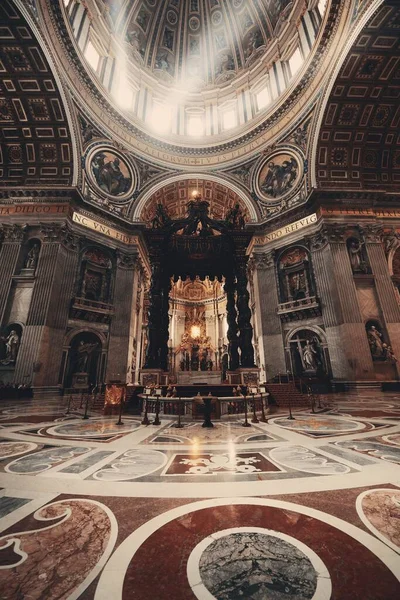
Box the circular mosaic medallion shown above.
[189,16,200,31]
[167,10,178,26]
[86,146,136,202]
[211,11,223,27]
[187,527,330,600]
[255,149,303,205]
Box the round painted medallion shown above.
[86,147,135,201]
[255,149,303,204]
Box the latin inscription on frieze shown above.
[0,203,69,215]
[72,211,136,245]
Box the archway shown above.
[64,331,103,389]
[287,328,330,379]
[132,176,259,223]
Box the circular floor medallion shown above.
[271,415,366,434]
[187,527,331,600]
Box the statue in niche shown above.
[0,330,20,364]
[367,325,385,359]
[302,340,318,370]
[75,340,99,373]
[347,238,368,273]
[24,244,40,270]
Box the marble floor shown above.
[0,391,399,599]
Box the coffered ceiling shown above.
[0,0,74,188]
[317,0,400,192]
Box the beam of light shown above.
[148,103,172,134]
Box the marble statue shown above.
[76,340,98,372]
[367,326,384,358]
[25,244,40,270]
[1,330,20,364]
[348,239,367,273]
[302,340,317,370]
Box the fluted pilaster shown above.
[365,230,400,374]
[106,253,138,382]
[252,251,285,379]
[15,227,79,386]
[325,225,374,379]
[0,225,25,323]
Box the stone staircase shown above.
[266,382,311,408]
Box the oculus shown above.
[86,147,136,202]
[255,150,303,205]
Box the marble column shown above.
[144,260,163,368]
[0,224,25,324]
[224,275,239,371]
[323,224,374,379]
[15,225,80,389]
[247,259,261,373]
[236,258,255,368]
[365,224,400,375]
[159,273,171,371]
[133,267,146,384]
[105,252,139,383]
[252,251,285,380]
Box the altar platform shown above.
[176,370,222,385]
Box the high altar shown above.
[169,277,227,384]
[140,198,259,387]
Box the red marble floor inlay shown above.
[122,504,399,600]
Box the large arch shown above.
[130,173,260,223]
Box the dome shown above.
[63,0,326,142]
[119,0,294,88]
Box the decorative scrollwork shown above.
[252,251,275,270]
[116,251,138,269]
[360,223,384,244]
[1,223,26,243]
